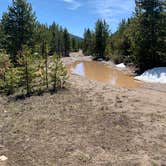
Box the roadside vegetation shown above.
[0,0,82,97]
[0,48,68,97]
[83,0,166,72]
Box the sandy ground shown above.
[0,52,166,166]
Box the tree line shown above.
[0,0,84,96]
[0,0,82,63]
[83,0,166,72]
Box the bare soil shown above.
[0,52,166,166]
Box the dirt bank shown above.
[0,52,166,166]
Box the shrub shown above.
[49,54,68,92]
[4,67,19,95]
[18,46,36,96]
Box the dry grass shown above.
[0,53,166,165]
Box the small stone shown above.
[0,155,8,161]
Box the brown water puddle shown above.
[67,61,140,88]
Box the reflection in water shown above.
[67,61,140,88]
[71,63,84,76]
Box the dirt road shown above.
[0,52,166,165]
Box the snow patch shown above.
[135,67,166,83]
[116,63,126,68]
[98,58,104,61]
[0,155,8,161]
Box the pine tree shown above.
[71,37,78,52]
[1,0,36,64]
[0,22,6,50]
[0,52,11,92]
[0,53,11,81]
[50,22,59,54]
[109,19,132,63]
[83,29,93,56]
[35,23,51,55]
[50,54,68,92]
[18,46,36,96]
[134,0,165,71]
[63,28,70,57]
[94,20,110,59]
[41,41,49,89]
[5,67,19,95]
[35,56,45,94]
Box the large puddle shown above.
[67,61,140,88]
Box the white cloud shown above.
[87,0,135,29]
[63,0,81,10]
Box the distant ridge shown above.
[70,34,83,41]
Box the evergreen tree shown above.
[71,37,78,52]
[35,56,45,94]
[34,23,51,55]
[0,53,11,81]
[0,52,18,95]
[50,54,68,92]
[1,0,36,64]
[83,29,93,56]
[5,67,19,95]
[109,19,132,63]
[18,46,36,96]
[41,41,49,88]
[63,28,70,57]
[94,20,109,59]
[0,22,6,50]
[134,0,165,71]
[49,22,59,54]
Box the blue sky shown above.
[0,0,135,37]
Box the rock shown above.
[0,155,8,161]
[0,155,8,166]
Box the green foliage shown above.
[1,0,81,63]
[49,22,60,54]
[83,20,110,59]
[4,67,19,95]
[71,37,79,52]
[49,54,68,92]
[82,0,165,71]
[0,52,18,95]
[109,19,132,64]
[63,28,71,57]
[94,20,110,58]
[34,23,51,55]
[0,0,73,97]
[34,22,80,57]
[1,0,36,64]
[0,23,6,50]
[0,53,11,79]
[18,46,36,96]
[35,56,45,93]
[41,40,49,88]
[83,29,94,56]
[107,0,166,70]
[132,0,166,71]
[0,53,11,91]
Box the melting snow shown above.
[135,67,166,83]
[0,155,8,161]
[116,63,126,68]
